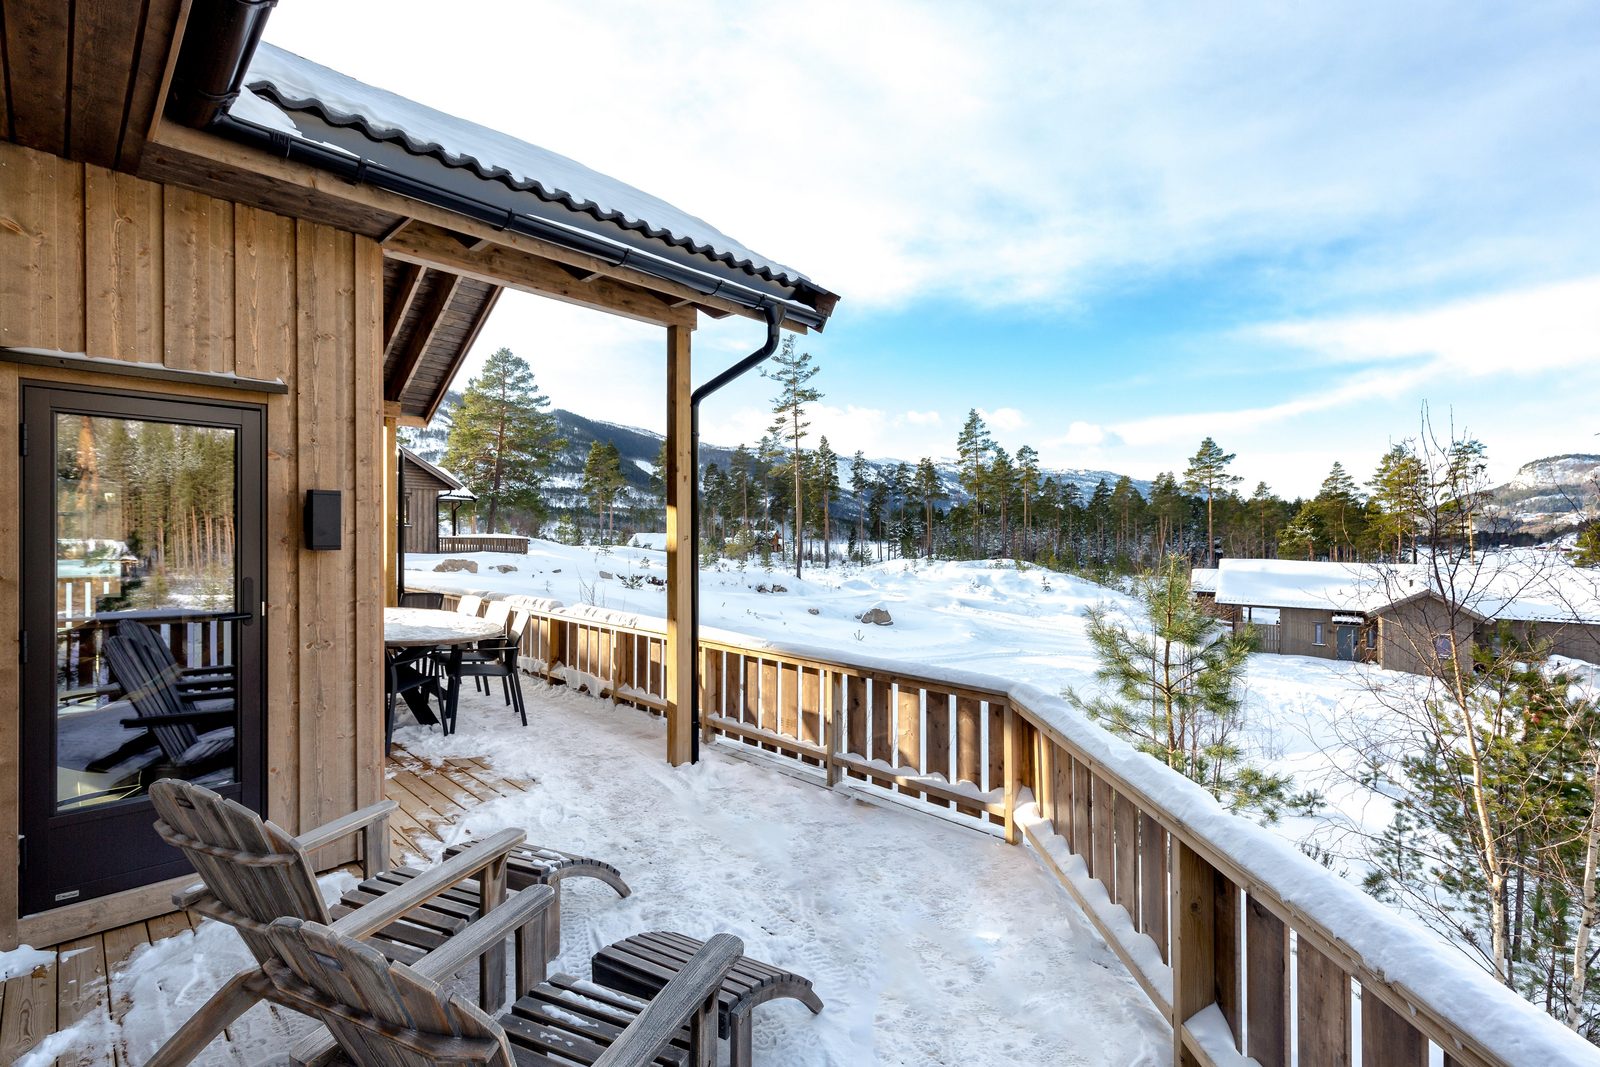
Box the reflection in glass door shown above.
[21,385,264,915]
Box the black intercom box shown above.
[304,490,342,550]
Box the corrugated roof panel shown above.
[235,43,824,297]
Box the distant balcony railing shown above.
[434,590,1598,1067]
[438,534,529,554]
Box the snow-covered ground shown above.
[404,541,1401,854]
[406,537,1600,899]
[20,684,1171,1066]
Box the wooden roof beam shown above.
[384,222,696,331]
[385,272,463,403]
[383,262,426,353]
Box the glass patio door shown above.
[19,384,265,915]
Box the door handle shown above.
[241,577,254,625]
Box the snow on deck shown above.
[388,685,1172,1065]
[32,683,1169,1066]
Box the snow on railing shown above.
[437,591,1600,1067]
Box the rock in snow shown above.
[434,558,478,573]
[857,606,894,626]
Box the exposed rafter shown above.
[382,263,425,354]
[385,272,463,403]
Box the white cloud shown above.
[1052,421,1112,447]
[1255,275,1600,378]
[901,410,942,426]
[265,2,1600,313]
[981,407,1027,433]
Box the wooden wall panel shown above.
[0,146,85,350]
[84,166,166,360]
[0,141,387,943]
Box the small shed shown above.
[399,448,466,554]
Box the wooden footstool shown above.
[592,930,824,1067]
[443,841,631,966]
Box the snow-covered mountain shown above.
[1486,454,1600,536]
[402,394,1148,518]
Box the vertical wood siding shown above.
[0,141,385,941]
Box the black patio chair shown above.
[432,608,530,730]
[102,634,235,777]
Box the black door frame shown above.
[18,382,267,916]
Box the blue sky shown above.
[267,2,1600,497]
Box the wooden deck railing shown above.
[435,590,1599,1067]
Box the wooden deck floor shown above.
[0,744,527,1064]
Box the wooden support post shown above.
[663,322,695,766]
[382,417,399,607]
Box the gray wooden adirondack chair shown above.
[144,779,547,1067]
[260,915,742,1067]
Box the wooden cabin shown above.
[399,447,466,555]
[1210,557,1600,673]
[0,1,835,950]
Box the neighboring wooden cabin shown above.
[0,3,834,949]
[400,447,467,554]
[1209,557,1600,674]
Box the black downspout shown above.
[397,451,407,604]
[687,305,784,762]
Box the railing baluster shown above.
[1297,938,1352,1067]
[846,672,867,776]
[1245,896,1289,1067]
[1362,992,1425,1067]
[956,695,981,790]
[799,665,822,765]
[1092,775,1115,885]
[1114,792,1140,929]
[1172,841,1217,1067]
[871,674,893,768]
[742,655,760,745]
[1073,760,1094,877]
[1216,874,1243,1052]
[1140,814,1168,963]
[924,689,952,808]
[759,659,779,750]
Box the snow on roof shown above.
[234,44,818,293]
[1444,554,1600,625]
[1189,567,1218,594]
[1212,558,1424,613]
[1213,554,1600,625]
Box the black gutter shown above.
[687,305,785,761]
[166,0,279,128]
[206,113,828,333]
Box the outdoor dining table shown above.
[383,607,504,743]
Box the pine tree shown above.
[1444,437,1490,558]
[956,410,993,555]
[1314,462,1365,560]
[764,337,821,578]
[443,348,564,533]
[1017,444,1041,554]
[1182,437,1241,567]
[1370,444,1427,562]
[850,450,870,560]
[1066,558,1294,814]
[812,436,839,568]
[581,440,625,541]
[915,457,943,558]
[1574,524,1600,568]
